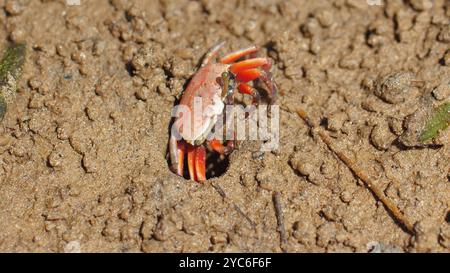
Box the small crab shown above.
[169,41,277,182]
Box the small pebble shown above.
[140,219,155,240]
[0,135,11,147]
[367,241,403,253]
[439,225,450,249]
[443,51,450,66]
[388,117,404,136]
[56,44,70,57]
[315,9,334,28]
[291,159,314,177]
[292,221,316,245]
[256,168,283,191]
[432,81,450,101]
[153,217,173,242]
[82,153,98,173]
[5,0,24,16]
[375,72,419,104]
[409,0,433,11]
[48,150,64,168]
[10,28,26,43]
[310,37,321,55]
[28,77,42,90]
[210,233,228,245]
[438,27,450,43]
[71,51,87,65]
[327,111,348,132]
[340,191,353,203]
[135,86,150,101]
[64,241,81,253]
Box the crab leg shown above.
[208,139,234,155]
[238,83,261,104]
[220,45,259,64]
[236,69,262,83]
[169,136,185,176]
[259,70,278,104]
[236,61,277,104]
[257,59,277,103]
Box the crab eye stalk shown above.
[221,72,229,99]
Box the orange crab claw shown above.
[175,141,186,176]
[229,58,269,74]
[186,144,206,182]
[236,69,262,83]
[187,144,198,181]
[195,146,206,182]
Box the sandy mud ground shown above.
[0,0,448,253]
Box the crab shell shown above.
[173,62,230,146]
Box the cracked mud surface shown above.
[0,0,448,252]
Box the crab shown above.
[169,41,277,182]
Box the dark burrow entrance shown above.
[205,151,230,179]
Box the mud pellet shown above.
[153,218,172,242]
[340,191,353,203]
[292,221,316,245]
[48,150,64,168]
[140,219,155,240]
[135,86,150,101]
[28,77,42,89]
[310,37,321,55]
[388,117,404,136]
[82,153,99,173]
[315,9,334,28]
[0,135,11,147]
[210,234,227,245]
[10,28,26,44]
[327,111,348,132]
[370,123,396,150]
[438,27,450,43]
[374,71,419,104]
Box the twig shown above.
[273,191,287,252]
[212,183,257,229]
[233,204,257,229]
[297,109,415,234]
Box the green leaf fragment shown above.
[0,43,26,121]
[419,102,450,143]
